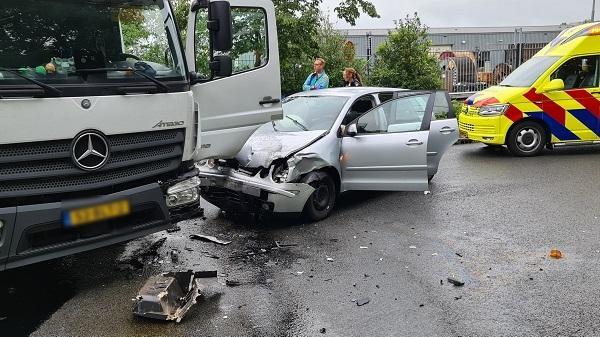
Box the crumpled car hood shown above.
[235,123,327,168]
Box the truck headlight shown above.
[166,177,200,208]
[479,104,508,116]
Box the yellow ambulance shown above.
[459,22,600,156]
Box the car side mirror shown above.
[210,55,233,78]
[346,124,358,137]
[537,78,565,94]
[208,1,233,52]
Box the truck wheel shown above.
[303,172,336,221]
[506,121,546,157]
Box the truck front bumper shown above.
[198,168,315,214]
[0,181,200,271]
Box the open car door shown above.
[341,92,436,191]
[186,0,282,160]
[427,91,458,179]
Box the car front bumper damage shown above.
[198,167,315,214]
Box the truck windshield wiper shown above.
[76,68,170,93]
[0,67,63,97]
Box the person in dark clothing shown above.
[341,67,363,87]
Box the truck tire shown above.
[506,121,546,157]
[302,172,336,221]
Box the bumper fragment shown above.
[198,168,314,213]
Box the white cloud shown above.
[321,0,596,28]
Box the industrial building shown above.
[341,24,578,92]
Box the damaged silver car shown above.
[198,88,458,221]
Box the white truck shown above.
[0,0,282,270]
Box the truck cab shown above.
[0,0,281,270]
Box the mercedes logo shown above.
[71,131,110,171]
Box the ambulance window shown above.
[551,56,600,89]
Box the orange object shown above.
[549,249,563,259]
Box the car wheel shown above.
[303,172,336,221]
[506,121,546,157]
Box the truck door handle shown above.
[440,127,456,134]
[259,97,281,105]
[591,91,600,95]
[406,139,424,146]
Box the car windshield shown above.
[499,56,560,87]
[274,96,350,132]
[0,0,185,87]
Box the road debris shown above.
[170,250,179,263]
[320,327,327,334]
[225,280,243,287]
[409,245,417,249]
[447,277,465,287]
[190,234,232,245]
[455,252,463,258]
[424,191,431,195]
[133,270,217,323]
[275,241,298,249]
[356,297,370,306]
[359,246,368,249]
[549,249,563,259]
[326,257,334,262]
[166,225,181,233]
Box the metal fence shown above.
[435,43,547,94]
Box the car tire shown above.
[303,172,337,221]
[506,121,547,157]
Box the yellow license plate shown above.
[64,200,131,228]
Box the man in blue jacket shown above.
[303,58,329,91]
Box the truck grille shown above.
[0,129,185,199]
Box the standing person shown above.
[341,67,363,87]
[303,58,329,91]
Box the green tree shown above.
[370,13,441,90]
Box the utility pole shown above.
[593,0,596,21]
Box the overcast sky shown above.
[321,0,597,28]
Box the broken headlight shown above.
[272,162,289,183]
[166,177,201,208]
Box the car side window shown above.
[356,94,430,134]
[378,92,394,103]
[342,95,375,125]
[431,91,452,120]
[195,7,268,78]
[551,55,600,90]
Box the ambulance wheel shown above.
[506,121,546,157]
[303,172,336,222]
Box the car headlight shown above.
[479,104,509,116]
[272,163,289,183]
[166,177,200,208]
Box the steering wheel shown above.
[119,53,141,61]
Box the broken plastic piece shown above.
[133,270,217,323]
[447,277,465,287]
[549,249,563,259]
[356,297,370,306]
[189,234,232,245]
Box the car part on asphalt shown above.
[447,277,465,287]
[356,297,370,306]
[550,249,563,259]
[133,270,217,323]
[189,234,232,245]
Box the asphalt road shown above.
[3,143,600,337]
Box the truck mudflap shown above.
[0,183,171,271]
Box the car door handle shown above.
[440,127,456,134]
[259,97,281,105]
[591,91,600,95]
[406,139,424,146]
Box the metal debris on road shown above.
[166,225,181,233]
[447,277,465,287]
[549,249,563,259]
[189,234,232,245]
[356,297,370,306]
[133,270,217,323]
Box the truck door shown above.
[186,0,282,160]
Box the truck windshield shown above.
[0,0,185,94]
[499,56,560,87]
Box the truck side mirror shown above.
[210,55,233,78]
[208,1,233,52]
[537,78,565,94]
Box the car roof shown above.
[289,87,407,99]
